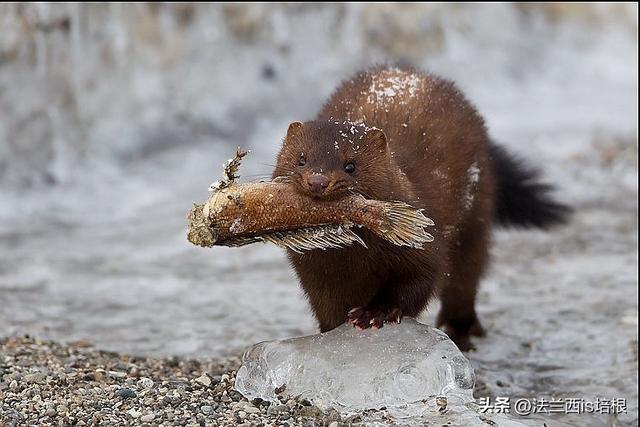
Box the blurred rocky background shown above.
[0,3,636,188]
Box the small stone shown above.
[23,373,46,384]
[237,401,260,414]
[137,377,154,389]
[140,414,155,422]
[267,404,288,415]
[108,371,127,379]
[329,422,339,427]
[9,380,17,389]
[94,369,105,382]
[299,406,323,417]
[201,405,214,415]
[436,395,448,412]
[117,388,137,399]
[127,408,141,418]
[195,374,211,387]
[45,408,57,417]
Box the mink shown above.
[272,65,570,350]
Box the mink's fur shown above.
[272,66,569,350]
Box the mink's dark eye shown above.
[344,162,355,174]
[298,155,306,166]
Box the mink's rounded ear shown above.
[285,121,304,142]
[366,128,388,151]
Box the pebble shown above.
[127,408,141,418]
[236,401,260,414]
[116,388,137,399]
[195,374,211,387]
[138,377,154,389]
[140,413,155,422]
[267,404,288,415]
[23,373,46,384]
[108,371,127,379]
[201,405,214,415]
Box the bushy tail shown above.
[490,143,571,229]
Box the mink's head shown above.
[273,120,393,200]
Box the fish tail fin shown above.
[377,202,435,248]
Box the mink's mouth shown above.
[293,182,353,202]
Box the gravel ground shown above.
[0,336,357,427]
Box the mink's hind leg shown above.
[436,224,490,351]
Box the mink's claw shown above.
[346,305,403,329]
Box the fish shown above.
[186,149,434,253]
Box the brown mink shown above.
[272,66,569,350]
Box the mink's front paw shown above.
[346,305,403,330]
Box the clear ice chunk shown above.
[235,319,477,419]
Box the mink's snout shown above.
[307,174,329,193]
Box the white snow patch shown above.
[366,70,421,105]
[463,161,480,211]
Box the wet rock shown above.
[116,388,137,399]
[140,413,155,422]
[137,377,154,389]
[194,374,211,387]
[127,408,141,418]
[108,371,127,379]
[23,373,46,384]
[266,404,288,415]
